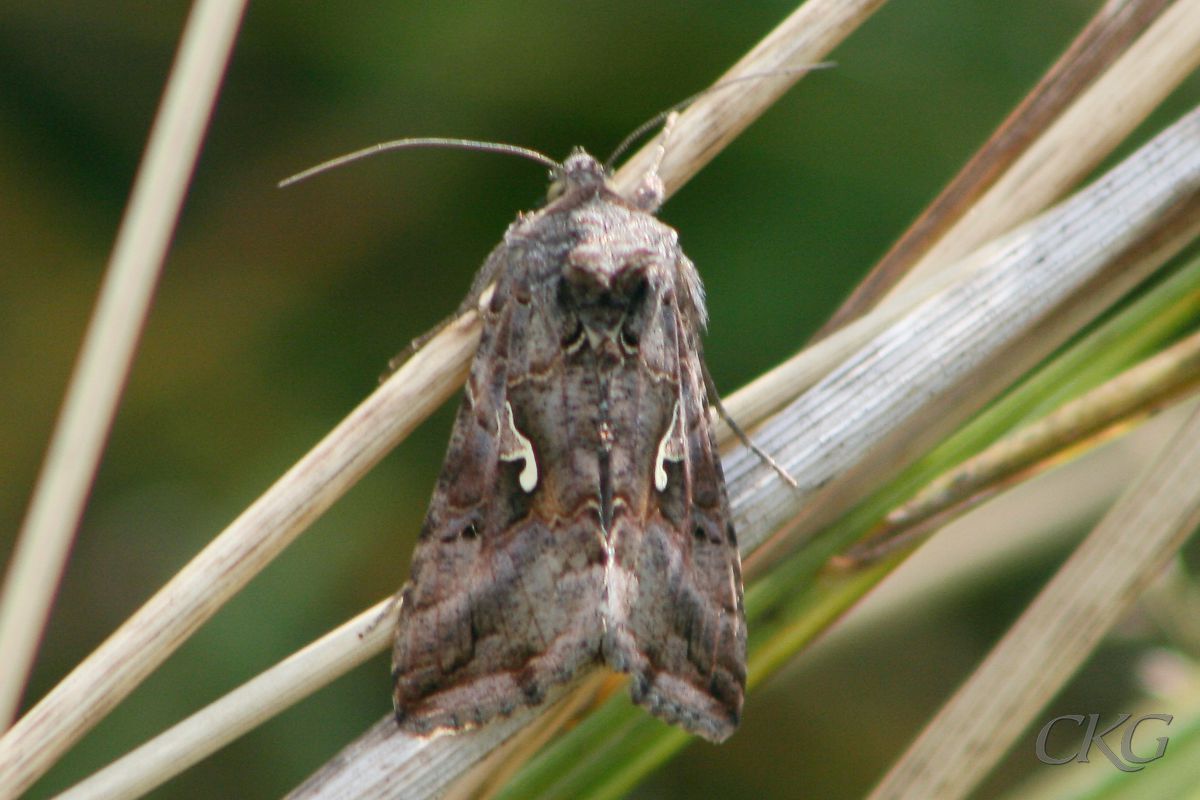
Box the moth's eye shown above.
[461,522,479,540]
[546,176,567,201]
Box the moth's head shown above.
[546,148,609,203]
[547,148,666,213]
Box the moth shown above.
[389,146,745,743]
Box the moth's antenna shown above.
[279,138,562,188]
[603,64,837,172]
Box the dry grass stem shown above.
[284,698,573,800]
[0,314,477,798]
[0,0,247,729]
[868,402,1200,800]
[719,244,996,442]
[55,600,394,800]
[425,673,608,800]
[612,0,888,199]
[896,0,1200,292]
[738,106,1200,573]
[850,327,1200,562]
[816,0,1173,335]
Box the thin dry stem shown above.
[0,315,477,798]
[848,327,1200,562]
[868,403,1200,800]
[895,0,1200,292]
[815,0,1173,336]
[738,108,1200,574]
[440,673,610,800]
[55,600,394,800]
[612,0,888,199]
[718,244,991,443]
[0,0,247,729]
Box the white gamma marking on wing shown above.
[729,568,739,618]
[499,401,538,492]
[654,400,682,491]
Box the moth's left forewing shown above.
[604,221,747,744]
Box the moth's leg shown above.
[702,366,798,488]
[382,264,506,379]
[631,111,678,213]
[650,110,679,175]
[359,586,406,639]
[381,308,466,380]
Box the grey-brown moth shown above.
[391,148,745,743]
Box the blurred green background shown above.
[4,1,1197,797]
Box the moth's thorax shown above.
[566,202,677,280]
[560,195,679,350]
[509,159,682,299]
